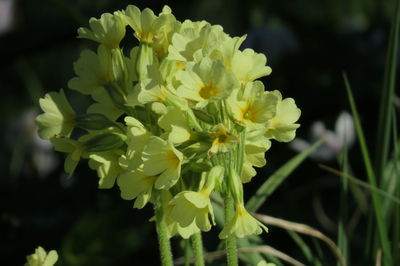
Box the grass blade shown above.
[375,0,400,177]
[246,139,323,212]
[319,165,400,205]
[287,230,315,264]
[337,148,349,266]
[343,74,392,265]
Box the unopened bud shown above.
[229,168,244,205]
[83,132,126,152]
[205,165,224,191]
[192,109,214,124]
[76,113,117,130]
[136,43,157,80]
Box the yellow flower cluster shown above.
[35,5,300,239]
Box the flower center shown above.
[199,84,218,99]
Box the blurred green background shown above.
[0,0,398,265]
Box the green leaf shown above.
[246,139,323,212]
[343,73,392,266]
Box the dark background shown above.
[0,0,398,265]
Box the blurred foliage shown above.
[1,0,399,265]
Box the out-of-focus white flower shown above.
[290,111,355,161]
[7,109,58,178]
[0,0,15,35]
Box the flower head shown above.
[25,246,58,266]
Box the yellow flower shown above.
[227,81,277,126]
[177,57,236,107]
[167,21,226,62]
[68,45,113,96]
[219,204,268,239]
[169,189,215,232]
[77,12,126,49]
[231,48,272,85]
[242,127,271,183]
[117,167,156,209]
[208,124,237,156]
[36,89,76,140]
[160,191,200,239]
[88,150,123,189]
[265,90,301,142]
[158,107,192,145]
[25,246,58,266]
[142,136,183,190]
[50,136,86,175]
[119,116,152,171]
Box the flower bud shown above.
[192,109,214,124]
[204,165,224,192]
[229,168,244,205]
[136,43,157,80]
[83,132,126,152]
[111,48,130,90]
[76,113,117,130]
[104,83,127,110]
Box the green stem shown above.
[191,232,205,266]
[224,196,238,266]
[155,205,174,266]
[183,239,191,266]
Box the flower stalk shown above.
[155,204,174,266]
[224,195,239,266]
[191,232,205,266]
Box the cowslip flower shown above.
[177,57,236,107]
[25,246,58,266]
[169,190,215,232]
[168,166,222,232]
[265,90,301,142]
[36,89,76,140]
[142,136,183,190]
[77,11,126,48]
[68,45,113,96]
[231,48,272,85]
[219,203,268,239]
[227,81,277,126]
[158,107,192,145]
[208,124,237,156]
[50,136,85,175]
[119,116,152,171]
[88,150,123,189]
[117,166,156,209]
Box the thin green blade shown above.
[246,139,323,212]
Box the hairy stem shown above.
[191,232,205,266]
[155,205,174,266]
[224,196,238,266]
